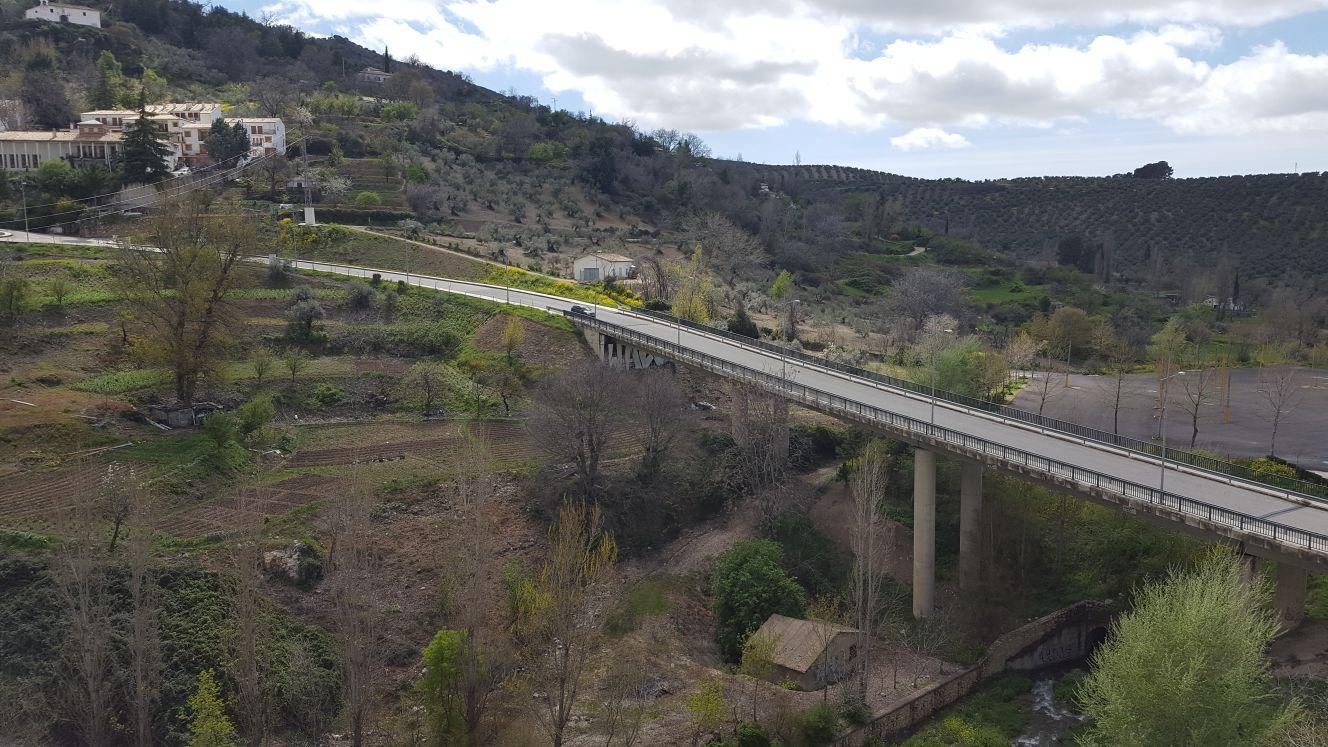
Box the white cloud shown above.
[262,0,1328,137]
[801,0,1328,33]
[891,127,972,150]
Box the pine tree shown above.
[184,669,239,747]
[92,51,126,108]
[204,120,251,165]
[121,104,173,183]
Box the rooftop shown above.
[146,103,221,114]
[30,1,99,10]
[0,129,122,142]
[581,252,634,263]
[754,614,857,673]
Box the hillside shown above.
[733,163,1328,283]
[3,0,1325,292]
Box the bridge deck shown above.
[282,258,1328,567]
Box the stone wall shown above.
[836,601,1113,745]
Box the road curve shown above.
[282,257,1328,559]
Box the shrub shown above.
[762,513,850,598]
[713,540,807,658]
[313,383,343,405]
[237,395,275,435]
[354,191,384,207]
[736,722,772,747]
[202,412,237,448]
[797,704,840,746]
[347,281,377,310]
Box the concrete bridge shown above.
[193,257,1328,625]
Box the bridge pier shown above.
[913,448,936,618]
[959,462,984,593]
[1274,563,1308,629]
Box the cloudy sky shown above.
[240,0,1328,178]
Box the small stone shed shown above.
[753,614,860,691]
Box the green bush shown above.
[312,383,343,405]
[902,715,1007,747]
[735,722,772,747]
[237,395,275,435]
[762,513,850,599]
[713,540,807,659]
[202,412,237,448]
[71,368,170,394]
[797,703,840,746]
[354,191,384,207]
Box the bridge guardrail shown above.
[574,311,1328,555]
[274,255,1325,505]
[628,308,1328,503]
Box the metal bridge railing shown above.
[574,312,1328,555]
[628,308,1328,503]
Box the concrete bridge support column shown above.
[913,448,936,619]
[1274,563,1308,629]
[959,462,984,593]
[1237,553,1260,585]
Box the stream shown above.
[1012,669,1088,746]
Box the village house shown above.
[356,66,392,84]
[573,252,636,283]
[0,119,134,172]
[80,105,285,164]
[752,614,860,691]
[24,0,100,28]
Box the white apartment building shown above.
[80,105,283,164]
[0,120,133,172]
[179,117,286,163]
[24,0,100,27]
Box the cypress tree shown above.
[121,104,173,183]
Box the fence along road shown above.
[255,257,1328,569]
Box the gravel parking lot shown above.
[1011,367,1328,472]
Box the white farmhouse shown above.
[573,252,635,283]
[24,0,100,27]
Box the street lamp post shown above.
[1158,370,1186,495]
[774,299,801,381]
[929,328,955,425]
[20,179,31,236]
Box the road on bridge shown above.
[281,258,1328,552]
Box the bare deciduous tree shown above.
[231,483,268,747]
[1257,365,1302,457]
[1095,323,1137,435]
[514,501,618,747]
[884,267,970,334]
[116,198,249,407]
[1003,331,1041,382]
[629,368,690,480]
[599,640,652,747]
[727,382,789,507]
[683,213,765,289]
[529,362,624,500]
[850,439,892,704]
[124,490,160,747]
[1177,360,1219,449]
[328,472,382,747]
[51,487,115,746]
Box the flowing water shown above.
[1012,670,1088,746]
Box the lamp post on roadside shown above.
[1158,370,1187,495]
[929,327,955,425]
[774,299,801,381]
[20,178,31,236]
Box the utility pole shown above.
[20,178,31,235]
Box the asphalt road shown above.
[286,258,1328,551]
[7,232,1325,553]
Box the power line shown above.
[7,144,264,212]
[1,141,304,229]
